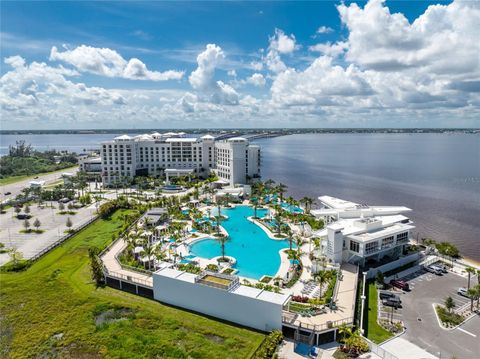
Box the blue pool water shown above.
[189,205,292,279]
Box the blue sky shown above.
[1,0,479,129]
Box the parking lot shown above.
[380,268,480,359]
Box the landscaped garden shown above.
[363,282,394,344]
[0,209,264,358]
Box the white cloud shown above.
[269,29,297,54]
[189,44,239,105]
[50,45,184,81]
[316,26,334,34]
[246,73,266,87]
[309,41,348,58]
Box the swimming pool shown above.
[189,205,292,279]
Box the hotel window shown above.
[382,236,395,248]
[350,241,360,253]
[396,232,409,242]
[365,241,379,254]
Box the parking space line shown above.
[457,327,477,337]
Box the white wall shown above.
[153,273,284,331]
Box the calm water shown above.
[1,132,479,261]
[254,133,480,262]
[190,206,291,279]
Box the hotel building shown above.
[100,132,260,186]
[312,196,415,266]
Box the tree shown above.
[445,296,455,313]
[14,206,21,216]
[66,217,73,231]
[33,218,41,231]
[24,205,30,214]
[88,247,104,286]
[216,235,229,260]
[435,241,460,258]
[67,202,75,211]
[58,202,65,211]
[314,270,329,300]
[466,288,477,311]
[276,183,288,203]
[465,266,476,289]
[8,246,23,265]
[337,323,353,343]
[23,219,31,232]
[376,271,385,287]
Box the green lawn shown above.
[0,166,78,186]
[364,283,393,344]
[0,210,264,358]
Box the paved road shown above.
[395,270,479,359]
[0,166,79,203]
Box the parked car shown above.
[16,213,32,220]
[382,298,402,308]
[4,192,11,195]
[34,176,39,179]
[436,264,448,273]
[425,265,443,275]
[390,280,410,291]
[379,291,401,302]
[457,287,468,297]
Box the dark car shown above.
[4,191,11,195]
[16,213,32,220]
[390,280,410,291]
[382,298,402,308]
[34,176,39,179]
[379,291,401,302]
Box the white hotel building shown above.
[100,132,260,186]
[312,196,415,266]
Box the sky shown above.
[1,0,479,130]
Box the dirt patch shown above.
[94,306,135,326]
[204,333,225,344]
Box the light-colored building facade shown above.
[153,268,289,331]
[313,196,415,266]
[100,132,260,186]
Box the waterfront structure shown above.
[312,196,415,266]
[100,132,260,186]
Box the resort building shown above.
[100,132,260,186]
[312,196,415,266]
[153,268,289,331]
[78,156,102,174]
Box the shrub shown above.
[206,264,219,272]
[292,295,309,303]
[1,259,31,272]
[436,305,464,326]
[252,330,283,359]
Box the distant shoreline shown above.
[1,128,478,135]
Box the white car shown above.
[457,287,468,296]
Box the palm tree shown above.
[477,269,480,285]
[142,238,154,271]
[466,288,477,311]
[314,270,329,300]
[466,266,476,289]
[251,197,259,219]
[300,196,314,214]
[337,323,353,343]
[216,235,229,260]
[276,183,288,203]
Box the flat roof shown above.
[154,268,290,305]
[165,138,198,143]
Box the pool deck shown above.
[289,263,358,329]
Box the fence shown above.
[282,315,354,333]
[366,252,421,279]
[29,215,99,262]
[363,337,399,359]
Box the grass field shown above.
[0,166,78,186]
[0,210,264,358]
[364,282,393,344]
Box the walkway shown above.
[101,238,153,287]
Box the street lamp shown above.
[360,271,368,334]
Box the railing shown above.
[282,314,354,333]
[105,269,153,287]
[195,270,240,291]
[363,337,399,359]
[29,215,99,262]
